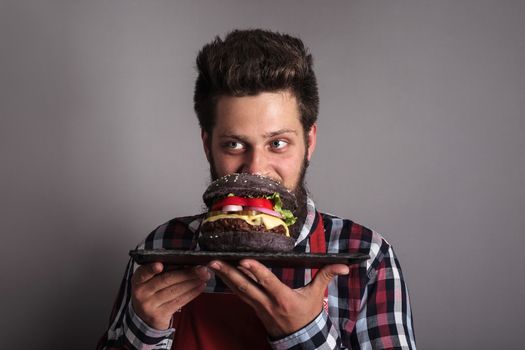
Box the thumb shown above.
[309,264,349,295]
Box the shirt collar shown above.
[294,196,318,247]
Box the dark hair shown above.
[193,29,319,135]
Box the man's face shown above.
[201,91,316,192]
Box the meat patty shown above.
[201,218,287,235]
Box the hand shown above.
[131,262,210,330]
[208,259,349,338]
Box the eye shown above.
[270,139,288,150]
[223,141,244,151]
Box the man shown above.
[98,29,416,349]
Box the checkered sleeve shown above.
[352,245,417,349]
[269,310,341,350]
[97,216,201,350]
[96,257,175,350]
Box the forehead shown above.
[213,91,302,134]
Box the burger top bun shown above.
[203,173,298,210]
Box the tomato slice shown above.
[246,198,273,210]
[211,196,248,210]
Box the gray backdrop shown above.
[1,0,524,349]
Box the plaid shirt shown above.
[98,198,416,349]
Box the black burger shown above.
[198,173,298,252]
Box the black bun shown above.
[202,173,297,210]
[198,230,295,252]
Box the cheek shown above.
[273,153,305,186]
[210,150,239,175]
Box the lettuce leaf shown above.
[264,193,297,227]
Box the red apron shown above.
[171,214,326,349]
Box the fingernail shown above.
[209,261,221,271]
[154,262,163,271]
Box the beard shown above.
[208,152,310,240]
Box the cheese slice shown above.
[203,213,289,237]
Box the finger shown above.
[132,263,164,286]
[145,266,210,295]
[208,260,270,307]
[238,259,289,301]
[238,266,258,283]
[159,281,207,311]
[193,265,212,281]
[153,276,207,307]
[309,264,349,296]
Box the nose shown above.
[239,148,268,176]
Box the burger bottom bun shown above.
[198,230,295,252]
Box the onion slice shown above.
[222,204,243,212]
[244,206,283,218]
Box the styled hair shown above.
[193,29,319,135]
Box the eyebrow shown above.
[218,129,298,141]
[263,128,298,138]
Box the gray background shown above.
[1,0,524,349]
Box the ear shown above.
[306,123,317,161]
[201,129,211,162]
